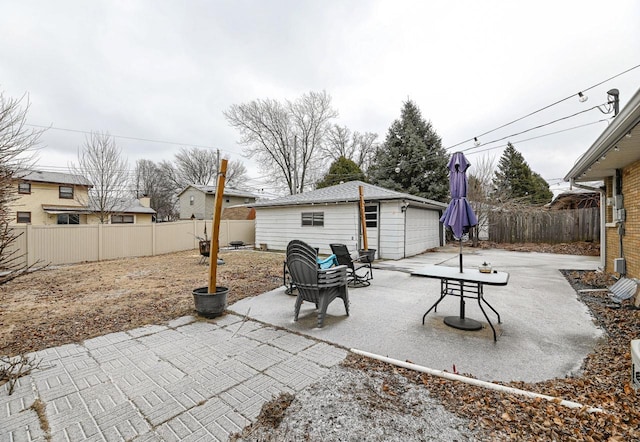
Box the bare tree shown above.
[467,153,496,246]
[0,91,42,284]
[70,132,130,223]
[170,147,248,189]
[134,159,178,221]
[323,124,378,171]
[225,90,338,195]
[174,147,219,187]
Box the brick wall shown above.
[621,160,640,278]
[605,161,640,277]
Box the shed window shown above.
[111,214,134,224]
[364,205,378,228]
[301,212,324,227]
[17,211,31,223]
[189,196,194,206]
[59,185,74,199]
[57,214,80,224]
[18,182,31,194]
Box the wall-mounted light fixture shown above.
[401,200,409,213]
[578,92,588,102]
[473,137,480,146]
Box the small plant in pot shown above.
[193,159,229,318]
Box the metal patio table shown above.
[412,265,509,341]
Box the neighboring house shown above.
[221,206,256,220]
[565,86,640,277]
[250,180,448,260]
[11,170,156,225]
[546,189,600,210]
[11,170,93,225]
[177,185,259,220]
[88,197,156,224]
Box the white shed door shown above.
[405,208,441,256]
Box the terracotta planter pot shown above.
[192,286,228,318]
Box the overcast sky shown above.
[1,0,639,197]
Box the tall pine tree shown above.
[316,156,365,189]
[492,143,552,205]
[368,100,449,202]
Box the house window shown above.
[190,196,194,206]
[301,212,324,227]
[59,186,74,199]
[16,211,31,223]
[57,214,80,225]
[18,182,31,194]
[111,214,134,224]
[364,205,378,228]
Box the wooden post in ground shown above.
[208,159,228,292]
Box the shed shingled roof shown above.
[250,181,447,209]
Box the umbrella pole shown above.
[459,238,463,273]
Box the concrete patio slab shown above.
[230,248,602,383]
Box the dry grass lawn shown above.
[0,249,284,356]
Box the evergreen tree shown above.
[368,100,449,202]
[492,143,552,205]
[316,156,365,189]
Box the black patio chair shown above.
[286,240,349,328]
[198,240,210,265]
[330,244,374,288]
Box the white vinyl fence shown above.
[7,220,255,268]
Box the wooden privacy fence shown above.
[488,207,600,243]
[7,219,255,268]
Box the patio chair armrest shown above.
[318,265,348,287]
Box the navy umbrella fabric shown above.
[440,152,478,272]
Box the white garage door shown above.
[405,208,441,257]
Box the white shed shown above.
[251,181,447,260]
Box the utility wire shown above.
[461,104,610,153]
[445,63,640,150]
[25,123,237,156]
[465,119,609,156]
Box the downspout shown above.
[570,179,606,271]
[402,202,407,259]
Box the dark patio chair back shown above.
[330,243,372,287]
[286,240,349,327]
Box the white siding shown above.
[405,207,441,256]
[378,202,404,259]
[256,200,442,260]
[256,204,364,255]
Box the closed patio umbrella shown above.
[440,152,478,273]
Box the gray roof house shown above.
[177,184,260,220]
[250,180,448,260]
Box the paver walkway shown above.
[1,314,347,441]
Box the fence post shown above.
[26,224,34,267]
[151,222,156,256]
[98,223,103,261]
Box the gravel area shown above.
[232,363,481,442]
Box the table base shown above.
[443,316,483,331]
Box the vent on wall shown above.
[614,258,626,274]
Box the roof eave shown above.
[565,87,640,182]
